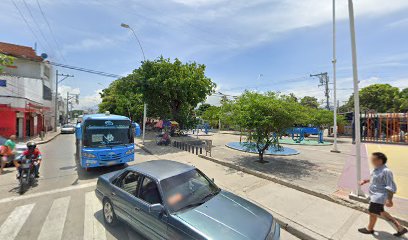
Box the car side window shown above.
[139,177,162,205]
[119,171,140,196]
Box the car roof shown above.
[128,160,195,181]
[82,114,130,121]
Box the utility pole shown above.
[310,72,330,110]
[66,92,79,124]
[331,0,340,153]
[348,0,365,198]
[54,70,73,131]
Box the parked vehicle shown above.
[61,124,76,134]
[96,160,280,240]
[75,112,135,170]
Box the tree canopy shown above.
[224,91,301,162]
[99,76,144,122]
[300,96,319,109]
[0,54,14,73]
[339,84,407,113]
[219,91,344,162]
[99,57,216,127]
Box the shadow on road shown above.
[94,210,146,240]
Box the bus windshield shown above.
[83,120,133,147]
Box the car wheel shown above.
[103,199,118,226]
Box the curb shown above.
[198,154,408,227]
[28,132,61,145]
[135,143,153,155]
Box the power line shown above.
[10,0,45,50]
[21,0,55,58]
[35,0,67,63]
[48,61,123,78]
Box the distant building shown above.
[0,42,56,140]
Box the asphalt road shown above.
[0,134,298,240]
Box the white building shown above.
[0,42,57,140]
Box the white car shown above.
[61,124,76,134]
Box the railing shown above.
[172,140,212,156]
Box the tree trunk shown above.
[258,151,264,162]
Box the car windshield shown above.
[83,120,133,147]
[63,125,72,128]
[160,169,220,213]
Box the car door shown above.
[111,171,143,229]
[133,176,168,240]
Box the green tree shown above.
[99,57,215,127]
[133,57,216,128]
[201,106,221,128]
[196,103,212,116]
[300,96,319,109]
[0,54,14,73]
[399,88,408,112]
[99,76,144,122]
[227,91,302,163]
[340,84,402,113]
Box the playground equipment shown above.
[361,112,408,144]
[286,127,325,144]
[192,123,210,135]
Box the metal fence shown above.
[361,113,408,144]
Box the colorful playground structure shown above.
[361,113,408,144]
[286,127,324,143]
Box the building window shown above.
[43,85,52,100]
[0,80,6,87]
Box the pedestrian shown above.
[358,152,407,237]
[0,135,17,174]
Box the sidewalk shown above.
[24,128,61,145]
[136,138,407,240]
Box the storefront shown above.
[0,102,50,140]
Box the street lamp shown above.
[121,23,147,145]
[347,0,365,198]
[331,0,340,153]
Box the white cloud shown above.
[387,18,408,28]
[58,85,80,97]
[76,89,103,110]
[155,0,408,56]
[59,85,102,110]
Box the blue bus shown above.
[75,113,135,170]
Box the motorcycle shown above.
[18,157,37,194]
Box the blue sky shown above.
[1,0,408,109]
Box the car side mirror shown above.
[149,203,164,214]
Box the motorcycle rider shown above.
[14,142,42,178]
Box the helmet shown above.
[26,142,37,149]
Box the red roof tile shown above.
[0,42,43,61]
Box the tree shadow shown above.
[230,154,318,180]
[94,210,146,240]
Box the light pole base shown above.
[349,192,369,203]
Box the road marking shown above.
[84,191,106,240]
[0,203,35,240]
[0,182,96,204]
[37,196,71,240]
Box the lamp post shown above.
[348,0,364,197]
[331,0,340,153]
[121,23,147,145]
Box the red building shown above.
[0,42,55,140]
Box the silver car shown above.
[61,124,76,134]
